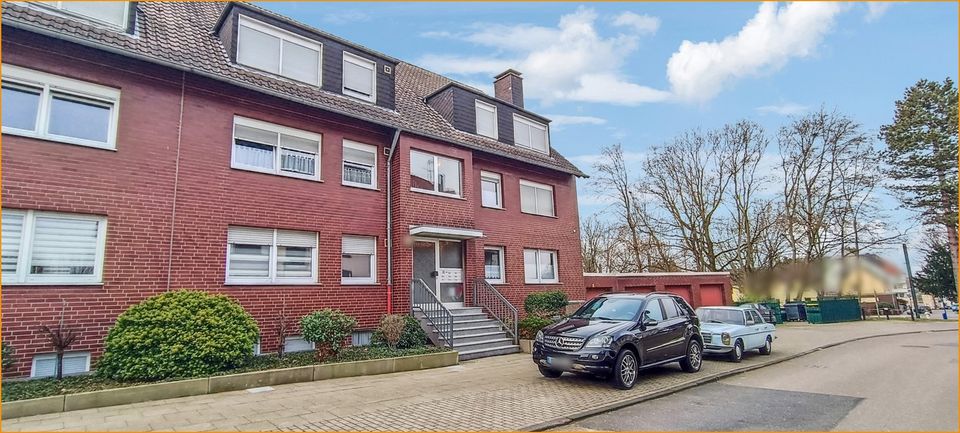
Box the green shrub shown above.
[300,309,357,360]
[2,342,15,372]
[371,315,428,349]
[524,291,569,317]
[97,290,259,381]
[518,316,553,340]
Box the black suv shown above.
[532,292,703,389]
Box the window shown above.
[351,331,373,347]
[342,140,377,189]
[749,310,764,324]
[226,226,317,284]
[513,114,549,153]
[342,52,377,102]
[484,246,505,284]
[480,171,502,209]
[661,298,680,319]
[643,301,665,321]
[2,64,121,150]
[2,209,107,285]
[31,352,91,378]
[410,150,462,197]
[232,116,321,180]
[342,235,376,284]
[523,248,558,284]
[284,336,315,353]
[519,180,555,217]
[475,100,498,139]
[35,2,130,29]
[237,15,322,86]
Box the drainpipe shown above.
[385,129,401,314]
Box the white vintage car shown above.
[696,306,776,362]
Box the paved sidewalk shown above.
[2,320,956,432]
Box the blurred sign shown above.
[438,269,462,283]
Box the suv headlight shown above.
[721,332,731,345]
[585,335,613,348]
[535,330,544,343]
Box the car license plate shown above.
[546,356,572,369]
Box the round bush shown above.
[524,291,569,317]
[518,316,553,339]
[97,290,259,381]
[300,309,357,358]
[371,315,428,349]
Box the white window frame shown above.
[237,15,323,86]
[283,335,316,353]
[475,99,498,140]
[225,226,318,285]
[341,140,378,189]
[409,149,462,198]
[2,64,121,150]
[512,114,549,154]
[480,171,503,209]
[524,248,559,284]
[342,51,377,103]
[484,246,506,284]
[32,2,131,30]
[519,179,556,217]
[341,235,377,285]
[31,352,91,378]
[2,209,107,285]
[231,116,322,181]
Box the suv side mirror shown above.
[640,311,658,330]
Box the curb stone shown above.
[524,327,957,432]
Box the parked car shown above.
[532,292,703,390]
[697,306,776,363]
[952,305,958,312]
[737,302,776,323]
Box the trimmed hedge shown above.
[97,290,259,381]
[524,290,569,317]
[518,316,553,340]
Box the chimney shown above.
[494,69,524,108]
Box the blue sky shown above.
[260,2,958,267]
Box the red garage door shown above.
[700,284,725,306]
[664,285,692,304]
[585,287,612,299]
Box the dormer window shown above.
[475,100,498,140]
[237,15,322,86]
[34,2,131,30]
[513,114,549,154]
[342,52,376,103]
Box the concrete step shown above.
[447,307,484,316]
[458,344,522,361]
[424,312,491,322]
[444,331,511,345]
[453,337,515,352]
[451,324,504,337]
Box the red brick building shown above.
[0,2,586,377]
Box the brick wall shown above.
[582,273,733,308]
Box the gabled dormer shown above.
[214,3,397,110]
[425,69,551,155]
[21,1,136,34]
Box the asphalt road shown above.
[555,331,958,431]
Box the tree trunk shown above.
[55,351,64,380]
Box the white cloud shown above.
[416,7,670,106]
[666,2,844,103]
[545,114,608,130]
[864,2,894,22]
[756,102,809,115]
[612,11,660,35]
[320,10,371,25]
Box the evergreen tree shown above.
[913,241,958,303]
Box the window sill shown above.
[3,129,117,151]
[520,211,558,219]
[342,182,380,191]
[481,205,505,211]
[231,166,323,183]
[341,281,380,286]
[524,281,562,285]
[410,188,465,200]
[486,280,506,285]
[224,281,322,286]
[2,281,104,287]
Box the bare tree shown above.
[38,299,80,380]
[592,144,646,270]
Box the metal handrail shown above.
[472,277,519,344]
[410,279,455,348]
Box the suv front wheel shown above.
[611,349,639,389]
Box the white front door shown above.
[412,239,464,307]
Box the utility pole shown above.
[902,243,918,321]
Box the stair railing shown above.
[472,277,519,344]
[410,279,455,348]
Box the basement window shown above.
[31,352,91,378]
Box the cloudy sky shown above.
[262,2,957,265]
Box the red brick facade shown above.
[1,29,585,377]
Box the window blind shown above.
[2,210,24,275]
[276,230,317,248]
[342,236,376,255]
[30,216,99,275]
[227,226,274,245]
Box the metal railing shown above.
[473,277,519,344]
[410,279,454,348]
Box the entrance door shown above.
[412,240,464,307]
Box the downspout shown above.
[385,129,401,313]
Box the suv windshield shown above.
[572,297,645,321]
[696,308,745,325]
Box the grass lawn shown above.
[1,346,449,402]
